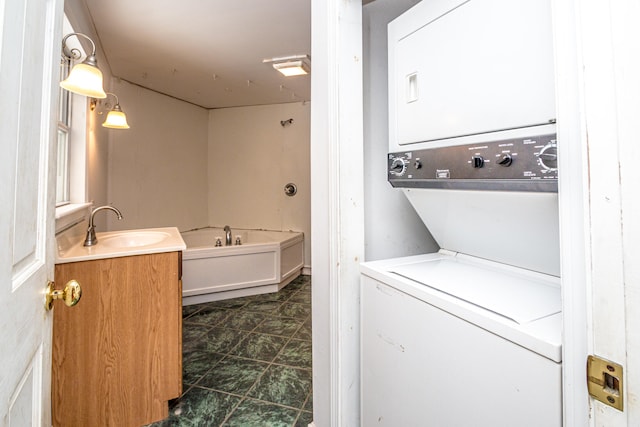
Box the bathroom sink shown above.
[56,227,186,264]
[99,231,172,248]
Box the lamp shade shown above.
[60,61,107,98]
[102,105,130,129]
[273,60,309,76]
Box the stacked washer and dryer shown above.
[360,0,562,426]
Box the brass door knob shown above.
[45,280,82,311]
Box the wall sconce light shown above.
[60,33,107,98]
[263,55,310,77]
[101,93,130,129]
[90,93,130,129]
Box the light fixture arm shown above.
[61,32,98,67]
[90,92,122,112]
[105,92,120,108]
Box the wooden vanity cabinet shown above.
[52,251,182,427]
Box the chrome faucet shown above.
[224,225,232,246]
[84,205,123,246]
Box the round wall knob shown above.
[284,183,297,196]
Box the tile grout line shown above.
[223,284,311,424]
[176,279,312,426]
[237,309,308,401]
[184,305,259,427]
[184,311,311,390]
[217,289,305,426]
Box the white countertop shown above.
[56,227,186,264]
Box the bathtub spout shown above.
[224,225,232,246]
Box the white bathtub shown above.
[180,227,304,305]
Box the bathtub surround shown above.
[208,103,311,270]
[181,228,304,305]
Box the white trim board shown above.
[310,0,364,425]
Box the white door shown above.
[0,0,63,425]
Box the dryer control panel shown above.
[388,134,558,192]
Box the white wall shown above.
[86,103,110,229]
[106,79,209,231]
[208,102,311,268]
[363,0,438,261]
[103,83,311,263]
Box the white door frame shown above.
[310,0,364,425]
[552,0,591,424]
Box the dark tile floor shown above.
[147,275,313,427]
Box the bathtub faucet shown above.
[84,205,123,246]
[224,225,232,246]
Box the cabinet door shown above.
[52,252,181,427]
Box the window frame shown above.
[56,53,72,207]
[55,16,92,234]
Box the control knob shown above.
[536,142,558,171]
[471,155,484,168]
[497,154,513,167]
[389,157,407,176]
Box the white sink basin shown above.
[56,227,187,264]
[100,231,171,248]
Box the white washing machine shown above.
[361,251,562,426]
[361,0,562,425]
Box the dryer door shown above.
[389,0,556,148]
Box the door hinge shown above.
[587,355,624,411]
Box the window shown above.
[55,17,91,234]
[56,55,71,206]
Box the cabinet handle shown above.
[45,280,82,311]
